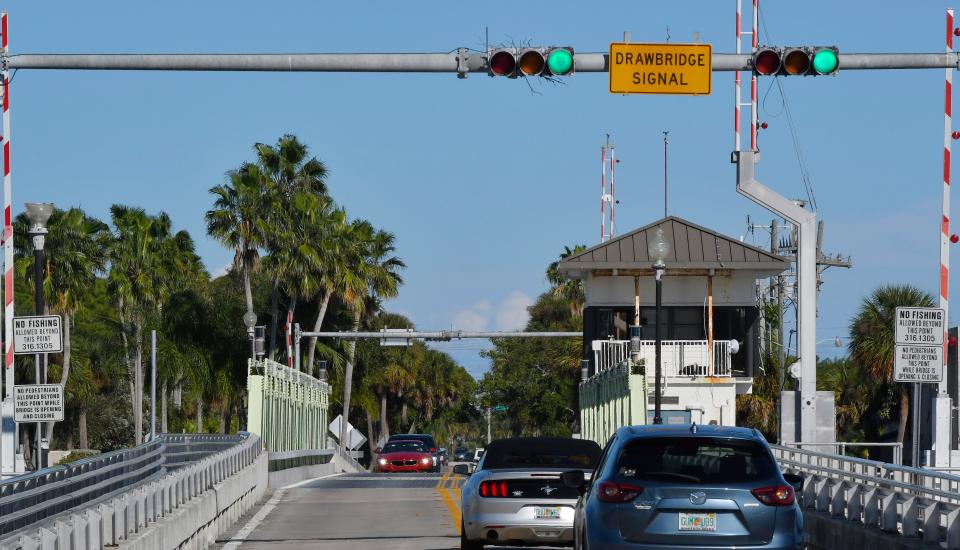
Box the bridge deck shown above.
[214,469,523,550]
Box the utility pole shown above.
[486,408,491,445]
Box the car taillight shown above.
[479,481,509,498]
[596,481,644,503]
[751,485,795,506]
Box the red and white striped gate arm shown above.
[2,12,12,400]
[942,8,954,390]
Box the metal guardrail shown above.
[783,441,904,466]
[772,444,960,548]
[0,433,262,550]
[0,433,244,537]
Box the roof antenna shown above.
[663,130,669,218]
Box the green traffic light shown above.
[812,49,839,75]
[547,49,574,75]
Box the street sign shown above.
[13,384,64,422]
[13,315,63,355]
[894,344,944,383]
[895,307,945,346]
[380,328,413,347]
[492,405,508,412]
[609,43,712,95]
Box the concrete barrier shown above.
[803,509,941,550]
[118,453,267,550]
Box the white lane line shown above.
[222,473,346,549]
[283,472,345,489]
[222,489,285,550]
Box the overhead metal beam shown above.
[300,330,581,341]
[6,52,960,72]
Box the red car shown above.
[375,439,435,473]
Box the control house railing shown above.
[593,339,733,377]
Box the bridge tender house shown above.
[615,50,708,87]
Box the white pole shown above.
[935,8,955,468]
[150,330,156,439]
[0,12,15,476]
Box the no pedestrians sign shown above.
[13,315,62,354]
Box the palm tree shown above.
[253,135,329,357]
[14,207,110,442]
[849,284,935,448]
[110,206,204,444]
[339,222,404,449]
[546,245,587,316]
[206,164,269,319]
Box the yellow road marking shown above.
[438,484,462,535]
[435,469,451,489]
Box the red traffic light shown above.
[753,48,780,76]
[489,50,516,76]
[952,234,959,243]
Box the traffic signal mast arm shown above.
[7,51,960,72]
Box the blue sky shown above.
[6,1,956,376]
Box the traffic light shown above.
[752,46,839,76]
[487,47,575,77]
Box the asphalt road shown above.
[214,468,487,550]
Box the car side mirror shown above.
[374,447,381,454]
[561,470,586,494]
[453,464,471,476]
[783,473,804,494]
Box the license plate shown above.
[678,512,717,531]
[535,506,561,519]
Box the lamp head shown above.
[243,310,257,330]
[24,203,54,233]
[647,226,671,268]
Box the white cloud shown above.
[453,308,489,331]
[494,291,533,331]
[211,261,233,278]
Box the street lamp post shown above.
[647,227,672,425]
[25,202,53,469]
[243,311,257,363]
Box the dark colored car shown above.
[388,433,440,472]
[455,447,470,461]
[375,439,435,473]
[457,437,602,549]
[569,425,803,550]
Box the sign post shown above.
[894,307,945,467]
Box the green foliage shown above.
[479,247,585,438]
[55,450,99,465]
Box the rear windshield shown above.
[391,434,435,447]
[381,441,427,453]
[615,437,777,484]
[483,439,601,470]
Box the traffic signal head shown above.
[487,47,574,77]
[752,46,839,76]
[489,49,517,76]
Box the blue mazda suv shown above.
[566,424,804,549]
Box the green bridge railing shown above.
[246,359,330,455]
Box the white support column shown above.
[737,150,820,444]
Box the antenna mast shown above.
[601,135,616,242]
